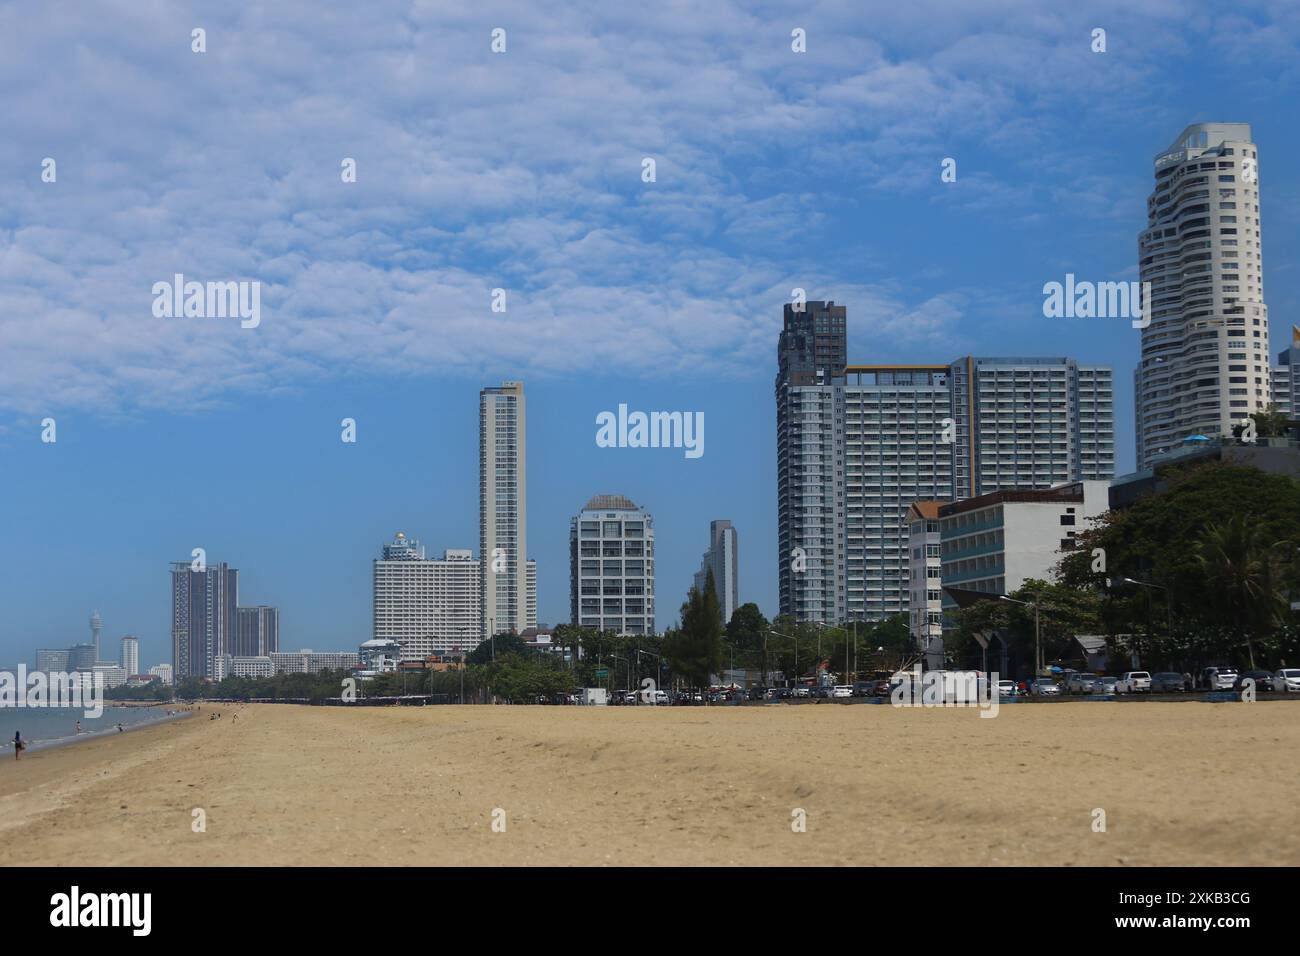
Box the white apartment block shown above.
[148,663,174,685]
[1136,123,1269,467]
[269,650,360,674]
[120,635,139,676]
[570,495,656,636]
[212,654,275,680]
[937,481,1110,632]
[373,534,483,659]
[905,501,943,665]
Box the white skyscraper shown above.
[90,610,103,660]
[480,381,534,639]
[1135,122,1269,467]
[120,635,139,676]
[570,495,655,636]
[372,533,483,659]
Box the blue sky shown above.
[2,1,1299,669]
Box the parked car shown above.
[1149,672,1186,693]
[1201,667,1238,691]
[874,679,892,697]
[1030,678,1061,696]
[1236,670,1275,693]
[1115,671,1151,694]
[1275,668,1300,693]
[851,681,873,697]
[810,686,831,699]
[747,686,767,702]
[792,686,811,698]
[997,679,1017,698]
[1094,676,1119,695]
[1066,673,1099,694]
[832,685,853,699]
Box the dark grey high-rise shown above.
[235,605,280,656]
[171,561,238,681]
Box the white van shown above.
[1201,667,1238,691]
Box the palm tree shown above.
[1194,514,1290,668]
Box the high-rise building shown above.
[569,495,656,636]
[1272,325,1300,416]
[67,643,97,672]
[170,561,239,681]
[775,305,1115,623]
[120,635,139,676]
[149,663,174,685]
[35,648,70,672]
[268,650,360,675]
[373,533,483,659]
[694,520,739,625]
[89,610,103,660]
[480,381,533,639]
[1135,122,1269,468]
[235,606,280,656]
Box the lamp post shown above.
[1120,576,1173,667]
[767,630,799,688]
[1000,595,1042,676]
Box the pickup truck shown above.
[1115,671,1151,694]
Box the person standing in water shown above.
[13,731,24,760]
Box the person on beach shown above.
[75,720,82,734]
[13,731,24,760]
[116,723,123,733]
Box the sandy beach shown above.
[2,700,1297,866]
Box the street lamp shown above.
[767,630,799,688]
[1000,595,1042,676]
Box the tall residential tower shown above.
[1135,122,1268,467]
[480,381,535,639]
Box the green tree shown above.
[664,570,724,688]
[726,602,769,683]
[1195,513,1292,669]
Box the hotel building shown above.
[569,495,656,636]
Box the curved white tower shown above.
[1136,123,1269,467]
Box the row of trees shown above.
[947,463,1300,674]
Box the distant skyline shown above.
[3,2,1300,667]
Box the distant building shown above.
[212,655,274,680]
[1273,326,1300,415]
[67,643,97,672]
[35,648,70,672]
[569,495,655,636]
[235,606,280,656]
[92,663,127,689]
[269,650,360,675]
[358,638,402,674]
[693,520,738,625]
[149,663,174,685]
[171,560,239,681]
[120,635,139,676]
[373,534,483,659]
[1109,435,1300,509]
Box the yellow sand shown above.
[2,701,1297,866]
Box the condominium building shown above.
[92,663,127,689]
[35,648,69,672]
[269,650,360,675]
[775,303,1115,623]
[120,635,139,676]
[905,502,943,665]
[937,480,1110,632]
[234,606,280,656]
[67,643,97,672]
[170,560,239,681]
[693,520,739,625]
[212,655,274,680]
[149,663,174,685]
[1135,122,1269,468]
[1272,326,1300,416]
[569,495,656,636]
[480,381,534,639]
[372,533,483,659]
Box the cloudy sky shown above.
[2,1,1299,667]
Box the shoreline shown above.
[4,707,196,756]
